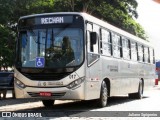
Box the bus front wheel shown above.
[96,81,108,107]
[42,100,55,107]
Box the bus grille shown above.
[27,92,66,98]
[22,73,71,81]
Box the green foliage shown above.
[54,0,147,40]
[95,1,147,39]
[0,25,15,70]
[8,0,55,24]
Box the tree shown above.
[54,0,147,39]
[95,0,147,39]
[0,25,15,71]
[6,0,55,25]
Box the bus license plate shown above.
[40,92,51,97]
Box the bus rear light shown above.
[67,77,85,89]
[15,79,26,89]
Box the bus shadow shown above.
[107,96,148,107]
[0,95,149,108]
[0,98,40,107]
[13,96,149,118]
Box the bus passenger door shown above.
[85,23,102,100]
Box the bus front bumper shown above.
[14,83,85,100]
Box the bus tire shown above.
[96,81,108,107]
[42,100,55,107]
[129,80,143,99]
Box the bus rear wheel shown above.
[96,81,108,107]
[42,100,55,107]
[129,80,143,99]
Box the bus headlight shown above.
[67,77,85,89]
[15,79,26,89]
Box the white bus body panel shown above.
[85,58,102,100]
[85,55,155,98]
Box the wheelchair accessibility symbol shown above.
[36,57,45,68]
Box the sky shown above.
[136,0,160,60]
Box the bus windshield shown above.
[20,28,83,68]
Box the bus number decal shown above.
[69,74,77,79]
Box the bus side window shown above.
[131,41,138,61]
[138,44,143,62]
[112,32,121,58]
[92,24,99,54]
[144,46,149,63]
[101,29,112,56]
[136,43,138,61]
[87,31,92,52]
[87,23,99,53]
[153,49,155,64]
[149,48,155,64]
[148,47,150,63]
[149,48,153,64]
[87,23,100,66]
[122,37,131,60]
[87,23,93,52]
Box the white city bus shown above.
[14,12,156,107]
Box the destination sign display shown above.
[19,16,73,27]
[41,17,64,24]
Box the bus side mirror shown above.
[90,32,98,45]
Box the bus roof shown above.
[19,12,153,47]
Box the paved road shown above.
[0,85,160,119]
